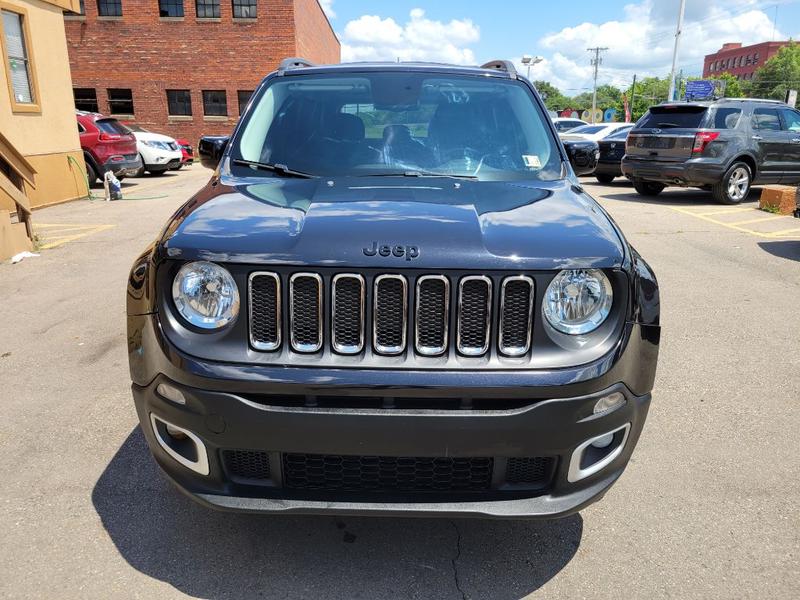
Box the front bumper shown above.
[622,157,725,185]
[128,313,658,518]
[141,147,183,172]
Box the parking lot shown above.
[0,167,798,599]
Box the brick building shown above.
[64,0,339,145]
[703,41,791,81]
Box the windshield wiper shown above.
[232,159,316,178]
[361,170,478,180]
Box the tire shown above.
[132,154,146,177]
[633,179,666,197]
[712,162,751,205]
[595,173,615,184]
[85,162,98,186]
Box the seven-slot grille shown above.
[248,272,536,357]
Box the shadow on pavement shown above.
[758,240,800,262]
[597,186,760,207]
[93,428,582,599]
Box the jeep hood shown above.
[160,175,626,270]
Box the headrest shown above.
[330,113,365,142]
[382,124,412,143]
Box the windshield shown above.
[605,128,630,140]
[234,72,562,181]
[567,125,606,135]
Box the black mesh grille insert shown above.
[416,277,448,354]
[290,274,322,351]
[500,278,534,355]
[506,457,553,485]
[458,277,491,355]
[374,276,406,353]
[249,273,280,350]
[283,453,493,492]
[332,276,364,353]
[223,450,272,481]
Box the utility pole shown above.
[667,0,686,102]
[587,47,608,123]
[630,74,637,122]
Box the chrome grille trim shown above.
[289,272,323,353]
[498,275,535,357]
[456,275,492,356]
[248,271,281,351]
[415,275,450,356]
[331,273,365,354]
[373,274,407,355]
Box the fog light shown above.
[157,383,186,405]
[165,424,188,440]
[591,433,614,449]
[593,392,625,415]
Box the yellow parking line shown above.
[765,226,800,237]
[696,207,754,216]
[35,223,109,229]
[668,206,775,238]
[727,215,787,226]
[36,224,116,249]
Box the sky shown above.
[318,0,800,95]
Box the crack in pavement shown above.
[449,520,467,600]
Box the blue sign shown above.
[685,80,717,100]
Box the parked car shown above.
[623,98,800,204]
[563,138,599,175]
[76,111,141,185]
[127,58,660,519]
[197,135,230,167]
[594,128,631,183]
[123,125,183,176]
[561,122,634,142]
[552,117,589,133]
[175,138,194,168]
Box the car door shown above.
[751,108,787,183]
[778,107,800,182]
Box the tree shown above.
[750,42,800,100]
[531,80,570,112]
[571,85,622,111]
[616,77,670,121]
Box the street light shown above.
[521,55,543,79]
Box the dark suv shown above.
[622,99,800,204]
[127,59,660,519]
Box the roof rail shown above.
[278,57,317,74]
[717,97,785,104]
[479,60,518,78]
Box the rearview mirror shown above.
[198,135,230,169]
[565,140,599,177]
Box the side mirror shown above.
[565,140,599,176]
[198,135,230,169]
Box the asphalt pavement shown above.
[0,167,798,599]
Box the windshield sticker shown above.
[522,155,542,169]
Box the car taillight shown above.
[99,133,121,142]
[692,132,720,155]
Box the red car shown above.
[175,138,194,167]
[77,111,142,184]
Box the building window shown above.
[74,88,98,112]
[1,10,36,107]
[97,0,122,17]
[196,0,220,18]
[166,89,192,116]
[745,54,752,65]
[108,88,134,115]
[232,0,256,18]
[237,89,252,114]
[159,0,184,17]
[753,52,760,65]
[202,90,227,116]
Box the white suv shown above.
[127,126,183,176]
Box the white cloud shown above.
[340,9,480,65]
[523,0,785,94]
[319,0,335,19]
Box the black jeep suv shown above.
[623,98,800,204]
[127,59,660,518]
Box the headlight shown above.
[143,140,168,150]
[172,261,240,329]
[543,269,612,335]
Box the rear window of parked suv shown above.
[637,105,741,130]
[95,118,131,135]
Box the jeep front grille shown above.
[248,271,537,359]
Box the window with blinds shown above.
[1,10,34,105]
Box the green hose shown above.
[68,154,168,201]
